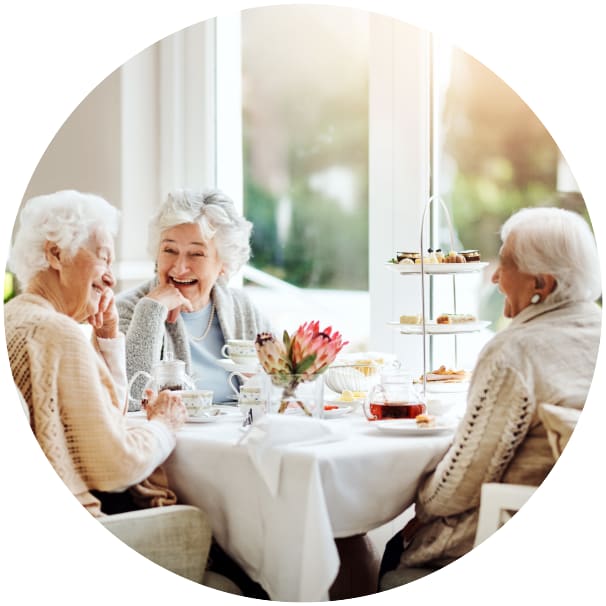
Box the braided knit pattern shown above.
[5,293,174,516]
[399,298,600,568]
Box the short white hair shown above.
[148,188,252,279]
[501,206,601,303]
[9,190,120,286]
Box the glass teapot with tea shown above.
[128,352,195,408]
[363,369,426,421]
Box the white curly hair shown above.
[9,190,120,286]
[501,206,601,304]
[147,188,252,279]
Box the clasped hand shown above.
[142,388,187,431]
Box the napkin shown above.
[237,415,345,497]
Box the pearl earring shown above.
[530,293,541,305]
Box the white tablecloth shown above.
[129,410,453,601]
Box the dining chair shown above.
[473,482,537,547]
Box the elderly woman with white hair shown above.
[379,206,602,589]
[4,190,187,516]
[117,188,271,408]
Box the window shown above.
[240,6,370,350]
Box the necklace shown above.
[191,302,216,342]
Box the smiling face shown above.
[491,237,537,318]
[156,223,225,311]
[60,229,115,321]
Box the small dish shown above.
[371,419,457,436]
[323,405,353,418]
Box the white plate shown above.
[214,357,262,374]
[371,419,457,436]
[387,320,491,334]
[323,405,353,418]
[128,406,240,424]
[385,261,489,275]
[415,380,470,394]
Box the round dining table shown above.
[128,406,455,601]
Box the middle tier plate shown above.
[387,320,491,334]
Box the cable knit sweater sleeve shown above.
[47,320,173,489]
[415,353,534,521]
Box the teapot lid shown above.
[154,351,186,370]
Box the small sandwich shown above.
[415,413,436,428]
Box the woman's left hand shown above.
[89,289,119,339]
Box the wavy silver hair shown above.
[9,190,120,287]
[501,206,601,304]
[148,188,252,279]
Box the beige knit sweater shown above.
[400,298,601,568]
[5,293,176,517]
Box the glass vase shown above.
[268,373,325,419]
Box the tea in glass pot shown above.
[363,369,426,421]
[128,352,195,408]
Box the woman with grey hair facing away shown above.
[378,206,601,590]
[117,188,272,408]
[4,190,187,516]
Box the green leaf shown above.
[295,354,316,374]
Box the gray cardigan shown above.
[399,298,601,569]
[116,277,272,410]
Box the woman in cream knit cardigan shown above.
[5,190,187,516]
[379,206,602,588]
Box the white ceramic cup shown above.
[221,339,258,365]
[174,389,213,418]
[228,371,267,398]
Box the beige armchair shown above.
[14,384,240,595]
[99,505,241,594]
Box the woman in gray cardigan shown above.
[379,206,602,589]
[117,189,272,409]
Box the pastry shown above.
[417,365,471,383]
[400,314,422,324]
[435,249,445,263]
[443,251,466,263]
[459,249,481,262]
[396,251,420,263]
[397,258,414,265]
[436,313,476,324]
[415,413,436,427]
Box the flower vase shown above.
[269,373,325,419]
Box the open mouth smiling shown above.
[170,277,198,286]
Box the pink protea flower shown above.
[290,321,348,379]
[256,322,348,415]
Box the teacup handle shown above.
[221,343,231,358]
[128,370,152,407]
[228,371,246,396]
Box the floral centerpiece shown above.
[255,321,348,415]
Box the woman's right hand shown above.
[145,284,193,323]
[143,388,187,431]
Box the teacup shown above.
[228,372,267,399]
[174,389,213,418]
[221,339,258,365]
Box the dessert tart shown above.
[459,249,481,262]
[436,313,477,324]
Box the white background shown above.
[1,1,604,604]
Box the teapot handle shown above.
[363,383,384,421]
[128,370,153,408]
